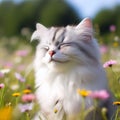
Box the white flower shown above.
[0,69,10,74]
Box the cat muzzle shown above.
[48,50,56,57]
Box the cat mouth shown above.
[50,58,69,63]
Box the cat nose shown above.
[48,50,56,57]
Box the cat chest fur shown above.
[35,65,106,116]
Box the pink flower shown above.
[15,72,25,82]
[109,25,116,32]
[100,45,108,54]
[0,83,5,89]
[3,62,13,68]
[17,65,26,71]
[15,50,29,57]
[22,94,36,103]
[89,90,109,100]
[103,60,117,68]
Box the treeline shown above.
[0,0,120,38]
[0,0,80,37]
[93,6,120,36]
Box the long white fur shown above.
[31,18,110,120]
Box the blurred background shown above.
[0,0,120,40]
[0,1,120,119]
[0,0,120,65]
[0,0,120,71]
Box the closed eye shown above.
[59,43,72,49]
[41,46,49,51]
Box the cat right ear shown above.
[31,23,48,42]
[76,18,93,29]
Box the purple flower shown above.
[109,25,116,32]
[15,72,25,82]
[89,90,109,100]
[103,60,117,68]
[18,103,33,112]
[15,50,29,57]
[0,83,5,89]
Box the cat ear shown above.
[31,23,48,42]
[76,18,93,29]
[76,18,93,42]
[36,23,48,31]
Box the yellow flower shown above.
[77,89,91,97]
[113,101,120,106]
[0,107,12,120]
[23,89,31,94]
[12,92,21,97]
[113,42,119,47]
[54,108,58,113]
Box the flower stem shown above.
[0,87,5,107]
[81,97,85,120]
[110,67,118,81]
[114,108,119,120]
[26,112,30,120]
[93,99,98,120]
[15,97,19,106]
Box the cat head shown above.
[31,18,100,72]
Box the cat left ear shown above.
[76,18,93,42]
[76,17,93,29]
[31,23,48,42]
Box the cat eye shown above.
[42,46,49,51]
[59,43,71,49]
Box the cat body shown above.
[31,18,114,120]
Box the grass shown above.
[0,35,120,120]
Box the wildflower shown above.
[0,83,5,89]
[21,94,36,102]
[109,25,116,32]
[15,50,29,57]
[0,107,12,120]
[3,62,13,68]
[54,108,58,113]
[10,84,19,90]
[113,42,119,47]
[89,90,109,100]
[113,101,120,106]
[12,92,21,97]
[0,68,10,74]
[17,65,26,71]
[15,72,25,82]
[23,89,31,94]
[114,36,119,41]
[0,72,4,78]
[100,45,108,54]
[77,89,91,97]
[103,60,117,68]
[18,103,33,113]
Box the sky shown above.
[65,0,120,18]
[0,0,120,19]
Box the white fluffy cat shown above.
[31,18,114,120]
